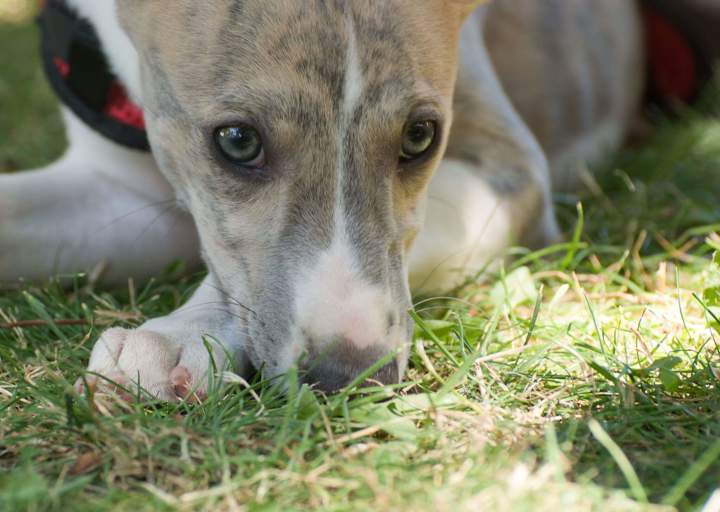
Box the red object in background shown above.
[643,6,699,103]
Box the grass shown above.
[0,21,65,172]
[2,12,720,512]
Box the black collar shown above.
[38,0,150,151]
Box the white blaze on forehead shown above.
[335,12,364,238]
[290,14,393,353]
[341,15,364,124]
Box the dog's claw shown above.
[170,365,192,398]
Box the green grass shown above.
[0,22,66,172]
[2,16,720,512]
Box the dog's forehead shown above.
[119,0,468,37]
[121,0,465,117]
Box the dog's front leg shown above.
[79,273,248,401]
[408,10,560,294]
[0,109,201,285]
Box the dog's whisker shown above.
[129,203,181,246]
[201,282,261,321]
[95,199,179,234]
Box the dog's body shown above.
[1,0,644,396]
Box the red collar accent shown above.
[642,4,701,104]
[51,56,146,131]
[643,8,699,102]
[102,83,146,130]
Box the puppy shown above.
[1,0,659,396]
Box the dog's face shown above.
[117,0,480,390]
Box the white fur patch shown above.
[408,158,513,294]
[334,13,364,238]
[292,238,391,351]
[0,107,199,285]
[341,17,364,122]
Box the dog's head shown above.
[117,0,484,391]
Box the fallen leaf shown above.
[69,452,101,475]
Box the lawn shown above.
[2,10,720,512]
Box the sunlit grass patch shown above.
[0,0,36,24]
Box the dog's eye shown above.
[214,125,264,166]
[400,120,437,162]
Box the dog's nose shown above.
[300,340,400,392]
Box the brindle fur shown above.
[114,0,478,379]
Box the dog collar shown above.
[38,0,150,151]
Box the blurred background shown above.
[0,0,66,172]
[0,0,36,23]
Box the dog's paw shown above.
[75,327,231,402]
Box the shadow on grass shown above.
[556,98,720,253]
[556,361,720,509]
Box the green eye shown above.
[215,125,264,165]
[400,120,437,162]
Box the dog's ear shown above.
[447,0,492,18]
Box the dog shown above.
[2,0,711,398]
